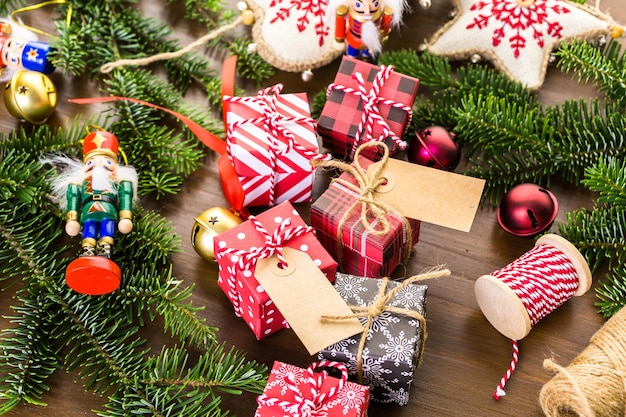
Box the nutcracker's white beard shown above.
[90,166,116,193]
[361,20,382,55]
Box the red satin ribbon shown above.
[68,55,247,216]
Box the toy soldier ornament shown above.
[0,20,55,79]
[45,130,138,295]
[327,0,408,59]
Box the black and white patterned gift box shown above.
[318,272,428,406]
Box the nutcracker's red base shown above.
[65,256,121,295]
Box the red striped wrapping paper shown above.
[224,87,320,207]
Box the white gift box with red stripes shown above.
[224,85,321,208]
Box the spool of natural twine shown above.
[540,306,626,417]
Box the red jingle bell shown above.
[407,126,461,171]
[497,183,558,237]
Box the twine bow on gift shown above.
[311,141,413,272]
[323,268,450,383]
[224,84,330,206]
[220,215,313,314]
[257,360,349,416]
[327,64,412,160]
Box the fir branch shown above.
[227,39,277,86]
[581,158,626,206]
[558,205,626,273]
[116,209,181,265]
[379,49,536,120]
[95,344,267,416]
[0,290,60,413]
[114,263,218,349]
[101,69,210,198]
[0,0,24,17]
[557,39,626,107]
[49,292,149,396]
[143,345,267,395]
[595,264,626,318]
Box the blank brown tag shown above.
[255,247,363,355]
[368,158,485,232]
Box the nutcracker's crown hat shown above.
[83,131,119,162]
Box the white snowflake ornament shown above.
[247,0,342,72]
[424,0,621,89]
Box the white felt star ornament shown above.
[425,0,620,89]
[247,0,342,73]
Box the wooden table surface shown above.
[3,0,625,416]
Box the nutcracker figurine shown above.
[0,22,55,77]
[47,130,138,295]
[328,0,407,59]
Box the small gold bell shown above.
[4,69,57,124]
[191,207,243,261]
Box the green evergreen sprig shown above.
[557,39,626,107]
[0,122,267,415]
[559,158,626,317]
[378,41,626,205]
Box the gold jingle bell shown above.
[191,207,243,261]
[4,69,57,124]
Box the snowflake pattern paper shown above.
[425,0,615,89]
[318,273,428,405]
[249,0,342,72]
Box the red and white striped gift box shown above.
[224,84,321,207]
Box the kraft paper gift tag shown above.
[255,247,363,355]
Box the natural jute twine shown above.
[100,15,243,73]
[322,267,450,383]
[539,306,626,417]
[310,141,414,270]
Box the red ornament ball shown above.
[497,183,558,237]
[407,126,461,171]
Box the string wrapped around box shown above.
[539,306,626,417]
[473,234,592,400]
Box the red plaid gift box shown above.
[317,56,419,161]
[224,84,326,207]
[311,155,420,278]
[255,360,369,417]
[213,201,338,339]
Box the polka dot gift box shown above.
[214,201,338,339]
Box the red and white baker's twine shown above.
[326,64,412,160]
[490,243,579,400]
[221,215,313,314]
[225,84,330,206]
[257,360,348,416]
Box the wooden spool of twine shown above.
[540,306,626,417]
[474,234,592,399]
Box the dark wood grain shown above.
[2,1,624,416]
